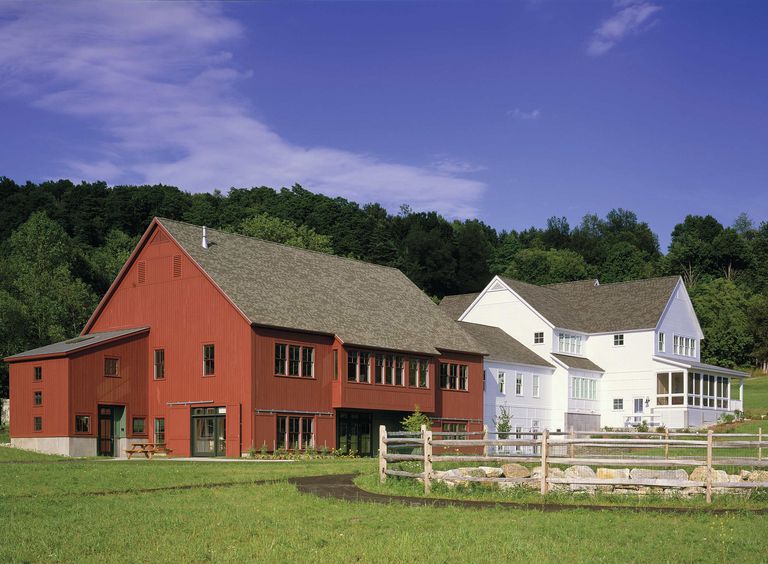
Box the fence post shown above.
[540,429,549,495]
[482,424,489,458]
[706,429,713,504]
[568,426,575,459]
[422,424,433,495]
[664,427,670,460]
[759,428,763,462]
[378,425,387,483]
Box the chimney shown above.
[202,226,208,249]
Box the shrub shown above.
[637,420,649,433]
[401,406,432,433]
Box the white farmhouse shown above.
[440,275,747,433]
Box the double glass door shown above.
[191,407,226,457]
[337,411,372,457]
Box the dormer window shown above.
[533,332,544,345]
[673,335,696,358]
[558,333,583,355]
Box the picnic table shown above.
[125,443,173,459]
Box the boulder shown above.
[456,467,486,478]
[629,468,688,481]
[531,466,565,479]
[501,463,531,478]
[748,470,768,483]
[689,466,728,483]
[596,468,630,480]
[564,465,596,479]
[477,466,504,478]
[739,470,752,481]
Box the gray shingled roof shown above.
[5,328,149,361]
[158,219,483,356]
[458,322,553,368]
[439,293,479,321]
[552,353,604,372]
[499,275,681,333]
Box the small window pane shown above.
[34,416,42,431]
[33,391,42,405]
[104,357,119,377]
[359,352,370,383]
[301,347,314,378]
[155,418,166,443]
[347,351,358,382]
[288,345,301,376]
[203,345,215,375]
[75,415,90,433]
[34,366,42,381]
[132,417,146,434]
[154,349,165,379]
[418,360,429,388]
[275,344,287,375]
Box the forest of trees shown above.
[2,177,767,396]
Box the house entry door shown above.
[98,406,115,456]
[191,407,227,457]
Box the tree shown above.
[689,278,753,367]
[748,294,768,371]
[503,248,590,285]
[235,213,334,253]
[401,406,432,433]
[492,405,512,439]
[600,242,655,283]
[86,229,139,293]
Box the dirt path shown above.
[289,473,768,514]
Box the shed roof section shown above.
[458,322,553,368]
[4,327,149,362]
[551,353,604,373]
[439,293,480,321]
[157,218,483,356]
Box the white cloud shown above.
[0,2,485,217]
[430,157,487,174]
[507,108,542,120]
[587,1,661,57]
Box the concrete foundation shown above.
[11,436,97,457]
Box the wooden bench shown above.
[125,443,173,459]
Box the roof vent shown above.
[202,226,208,249]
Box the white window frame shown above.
[658,332,665,353]
[558,332,583,355]
[515,372,524,396]
[532,374,540,398]
[633,397,644,414]
[613,398,623,410]
[533,331,544,345]
[613,334,624,347]
[571,377,597,400]
[498,372,506,394]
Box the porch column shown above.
[740,380,744,402]
[727,379,731,409]
[683,369,689,406]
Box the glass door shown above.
[191,407,226,457]
[336,412,373,457]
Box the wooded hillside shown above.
[2,177,766,396]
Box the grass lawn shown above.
[744,373,768,418]
[3,446,768,562]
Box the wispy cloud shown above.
[0,2,485,217]
[587,0,661,57]
[507,108,542,120]
[430,157,487,174]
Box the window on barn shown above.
[374,354,384,384]
[34,366,42,381]
[288,345,301,376]
[33,391,42,406]
[302,347,314,378]
[408,358,429,388]
[132,417,146,435]
[104,357,120,377]
[395,356,404,386]
[34,416,42,432]
[358,352,370,383]
[75,415,90,433]
[154,418,165,444]
[276,415,315,450]
[439,363,468,391]
[275,344,287,375]
[202,345,215,376]
[441,422,467,440]
[154,349,165,379]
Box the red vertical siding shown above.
[68,334,148,438]
[87,225,254,456]
[434,351,484,423]
[9,358,69,438]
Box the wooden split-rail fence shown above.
[378,425,768,503]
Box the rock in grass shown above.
[564,465,596,479]
[629,468,688,481]
[456,467,486,478]
[689,466,728,483]
[748,470,768,482]
[596,468,630,480]
[501,463,531,478]
[477,466,504,478]
[531,466,565,479]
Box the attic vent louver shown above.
[173,255,182,278]
[137,261,146,284]
[202,226,208,249]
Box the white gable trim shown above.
[458,276,555,329]
[655,277,704,340]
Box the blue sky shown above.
[1,1,767,248]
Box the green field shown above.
[744,374,768,418]
[2,446,768,562]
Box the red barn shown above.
[5,218,485,457]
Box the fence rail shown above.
[378,425,768,503]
